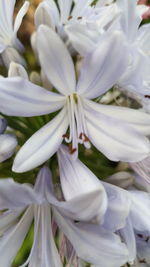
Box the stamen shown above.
[64,93,91,154]
[77,16,82,20]
[139,259,147,263]
[69,144,77,154]
[144,95,150,98]
[68,15,73,20]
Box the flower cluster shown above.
[0,0,150,266]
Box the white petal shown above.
[0,210,23,234]
[101,182,131,231]
[58,0,72,23]
[0,133,17,162]
[0,206,33,267]
[1,47,26,68]
[77,31,128,98]
[138,24,150,54]
[37,25,76,95]
[0,77,65,116]
[117,0,141,42]
[14,1,30,34]
[120,218,136,264]
[53,208,128,267]
[0,178,37,210]
[57,145,107,221]
[65,24,97,56]
[23,205,62,267]
[129,190,150,232]
[0,0,15,37]
[13,107,69,173]
[84,100,150,162]
[35,1,59,30]
[0,43,6,53]
[72,0,94,17]
[34,166,106,222]
[85,100,150,135]
[8,62,28,79]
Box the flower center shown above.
[63,93,90,154]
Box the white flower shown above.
[0,117,17,162]
[34,0,101,41]
[116,0,150,96]
[0,26,150,172]
[0,166,128,267]
[0,0,29,68]
[57,145,131,232]
[119,189,150,265]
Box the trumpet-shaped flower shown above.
[57,145,131,232]
[0,166,128,267]
[0,117,17,162]
[34,0,105,43]
[0,0,29,68]
[0,26,150,172]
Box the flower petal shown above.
[13,1,30,34]
[84,100,150,162]
[138,24,150,54]
[101,182,131,231]
[0,210,23,234]
[58,0,72,23]
[77,31,128,98]
[35,1,59,30]
[119,218,136,264]
[0,178,37,210]
[117,0,142,42]
[72,0,94,17]
[34,166,105,222]
[0,77,65,116]
[21,205,62,267]
[85,100,150,135]
[129,190,150,232]
[1,47,26,68]
[8,62,29,79]
[57,145,107,221]
[13,107,69,173]
[37,25,76,95]
[0,0,15,37]
[53,208,128,267]
[0,206,33,267]
[0,133,17,163]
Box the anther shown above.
[69,144,77,154]
[139,259,146,263]
[144,95,150,98]
[77,16,82,20]
[68,16,73,20]
[62,134,69,139]
[79,133,90,142]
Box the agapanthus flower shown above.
[116,0,150,96]
[57,145,131,233]
[0,26,150,172]
[0,166,128,267]
[0,0,29,68]
[66,0,150,98]
[34,0,108,50]
[0,117,17,162]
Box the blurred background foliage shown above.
[0,0,149,266]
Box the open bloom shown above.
[0,26,150,172]
[0,166,128,267]
[34,0,106,49]
[0,117,17,162]
[0,0,29,68]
